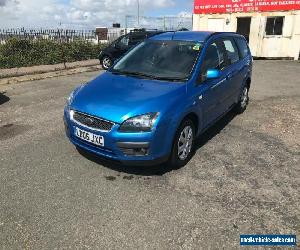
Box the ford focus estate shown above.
[64,31,252,168]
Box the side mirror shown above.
[206,69,221,79]
[196,68,221,85]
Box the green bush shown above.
[0,38,106,69]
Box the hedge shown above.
[0,38,106,69]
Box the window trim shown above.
[264,16,285,37]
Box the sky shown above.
[0,0,193,29]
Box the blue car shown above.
[64,31,252,168]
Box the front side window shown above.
[112,40,203,81]
[116,36,129,48]
[223,39,240,64]
[201,42,225,73]
[265,17,284,35]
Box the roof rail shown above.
[129,28,163,33]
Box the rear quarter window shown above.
[235,37,250,59]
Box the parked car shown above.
[64,31,252,168]
[99,29,164,70]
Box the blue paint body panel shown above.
[64,31,253,165]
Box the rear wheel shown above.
[168,119,195,169]
[235,85,249,114]
[101,56,113,70]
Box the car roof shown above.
[150,31,244,42]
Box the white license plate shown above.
[75,127,104,146]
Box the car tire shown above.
[235,85,249,114]
[168,119,195,169]
[101,56,113,70]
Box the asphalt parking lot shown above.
[0,61,299,249]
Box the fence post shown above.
[58,29,67,69]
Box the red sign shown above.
[194,0,300,14]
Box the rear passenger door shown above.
[219,38,242,107]
[234,37,252,101]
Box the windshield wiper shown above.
[111,70,187,82]
[153,76,188,82]
[112,70,155,79]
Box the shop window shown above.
[265,17,284,35]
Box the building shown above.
[193,0,300,60]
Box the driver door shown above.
[195,40,228,128]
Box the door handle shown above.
[211,78,226,89]
[226,73,233,80]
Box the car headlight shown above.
[119,112,159,132]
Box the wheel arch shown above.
[100,53,112,62]
[245,77,251,90]
[181,112,200,136]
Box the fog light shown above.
[117,142,150,156]
[120,147,149,156]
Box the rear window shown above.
[235,37,250,59]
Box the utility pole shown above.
[125,15,129,34]
[137,0,140,27]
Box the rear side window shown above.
[235,37,250,59]
[222,39,240,64]
[129,33,146,46]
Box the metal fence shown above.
[0,15,193,45]
[0,28,98,43]
[125,15,193,31]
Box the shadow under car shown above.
[0,92,10,105]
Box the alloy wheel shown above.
[177,125,194,161]
[102,57,112,69]
[240,87,248,109]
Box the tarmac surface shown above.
[0,61,299,249]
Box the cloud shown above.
[0,0,18,7]
[0,0,7,6]
[0,0,191,29]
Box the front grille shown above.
[72,111,114,131]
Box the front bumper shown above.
[64,107,171,166]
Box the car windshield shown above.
[111,40,203,81]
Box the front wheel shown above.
[235,85,249,114]
[101,56,113,70]
[168,119,195,169]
